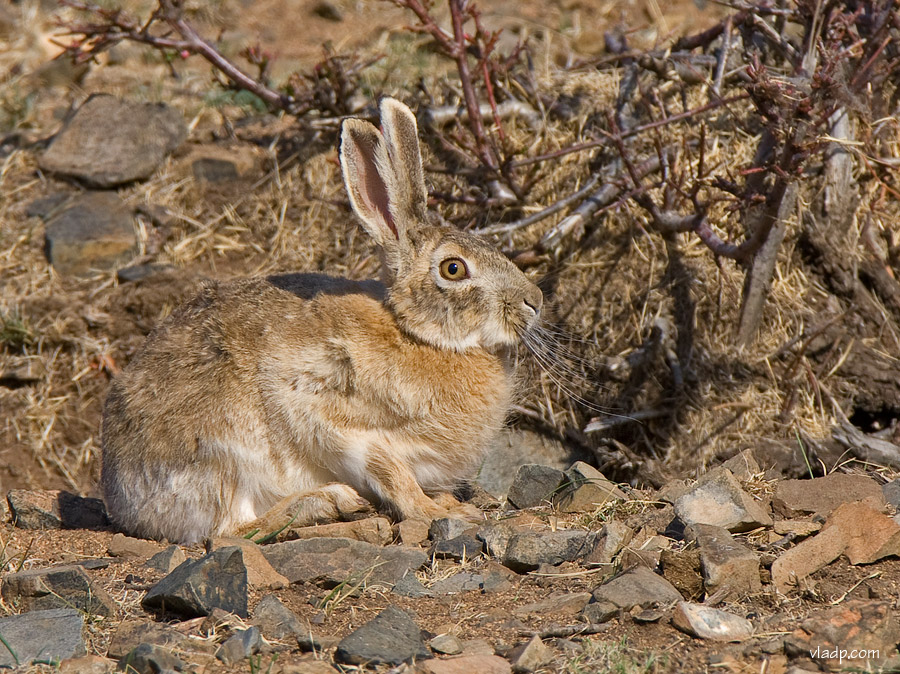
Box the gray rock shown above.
[674,467,772,533]
[429,633,463,655]
[142,546,248,618]
[508,635,553,673]
[0,609,85,668]
[144,545,187,574]
[252,594,304,640]
[583,521,634,565]
[430,572,484,595]
[1,565,117,617]
[506,464,565,509]
[430,534,484,561]
[686,524,761,599]
[44,191,138,276]
[591,566,682,610]
[774,473,885,517]
[261,537,427,587]
[107,533,163,559]
[216,627,261,665]
[477,521,519,559]
[513,592,592,617]
[554,462,628,513]
[884,479,900,510]
[581,601,619,623]
[334,605,429,666]
[476,429,585,498]
[7,489,108,530]
[117,643,185,674]
[429,517,473,542]
[26,192,69,219]
[502,530,597,572]
[672,602,754,641]
[721,449,762,480]
[391,574,434,598]
[106,621,189,660]
[39,94,187,188]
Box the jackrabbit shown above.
[101,98,543,543]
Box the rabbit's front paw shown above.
[431,492,483,522]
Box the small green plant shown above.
[563,636,666,674]
[248,652,278,674]
[0,310,34,351]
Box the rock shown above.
[784,600,900,672]
[0,609,85,668]
[1,565,117,617]
[686,524,762,599]
[58,654,114,674]
[142,546,249,618]
[582,601,619,623]
[418,655,513,674]
[144,545,187,574]
[117,643,185,674]
[554,461,628,513]
[108,533,164,559]
[721,449,762,480]
[430,534,484,561]
[618,533,670,569]
[39,94,187,188]
[7,489,108,530]
[297,633,341,653]
[476,429,584,498]
[262,537,427,587]
[883,479,900,509]
[481,562,517,593]
[824,500,900,564]
[660,547,703,601]
[655,479,692,505]
[505,464,565,509]
[513,592,592,617]
[252,594,304,640]
[26,192,69,219]
[672,602,754,641]
[674,467,772,533]
[44,192,138,276]
[431,572,484,595]
[392,574,434,598]
[583,521,634,565]
[502,530,597,572]
[429,517,474,542]
[117,263,176,283]
[508,635,553,673]
[477,522,518,559]
[396,519,431,546]
[591,565,682,611]
[334,605,429,665]
[107,620,189,660]
[430,633,464,655]
[209,537,289,589]
[216,627,262,665]
[770,526,847,594]
[288,517,393,545]
[773,519,822,537]
[774,473,885,517]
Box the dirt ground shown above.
[2,0,900,672]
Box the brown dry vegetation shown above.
[1,0,900,671]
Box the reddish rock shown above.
[771,526,847,594]
[773,474,885,518]
[823,501,900,565]
[287,517,393,546]
[417,655,512,674]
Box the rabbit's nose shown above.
[523,286,543,316]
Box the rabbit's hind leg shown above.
[232,483,372,539]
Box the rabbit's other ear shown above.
[379,98,428,223]
[340,118,400,249]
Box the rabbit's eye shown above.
[439,258,469,281]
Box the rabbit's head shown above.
[341,98,542,352]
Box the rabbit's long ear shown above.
[379,98,428,224]
[340,118,400,248]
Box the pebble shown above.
[106,621,188,660]
[7,489,108,530]
[430,533,484,561]
[107,533,164,559]
[43,192,138,276]
[429,517,475,542]
[513,591,592,617]
[591,565,683,611]
[583,520,634,565]
[429,633,464,655]
[674,467,773,532]
[505,464,565,509]
[261,537,427,586]
[288,517,393,545]
[39,94,187,188]
[0,609,85,668]
[144,545,187,574]
[117,643,185,674]
[1,565,117,617]
[392,574,434,598]
[554,461,628,513]
[502,529,597,572]
[418,654,513,674]
[142,546,249,618]
[672,602,754,641]
[430,572,484,595]
[216,627,262,665]
[721,449,762,480]
[507,635,553,673]
[252,594,305,640]
[334,605,430,665]
[396,518,431,546]
[476,429,574,498]
[686,523,762,599]
[208,537,289,589]
[773,519,822,537]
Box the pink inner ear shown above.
[358,149,398,240]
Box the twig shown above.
[519,623,611,639]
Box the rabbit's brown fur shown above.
[101,99,542,543]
